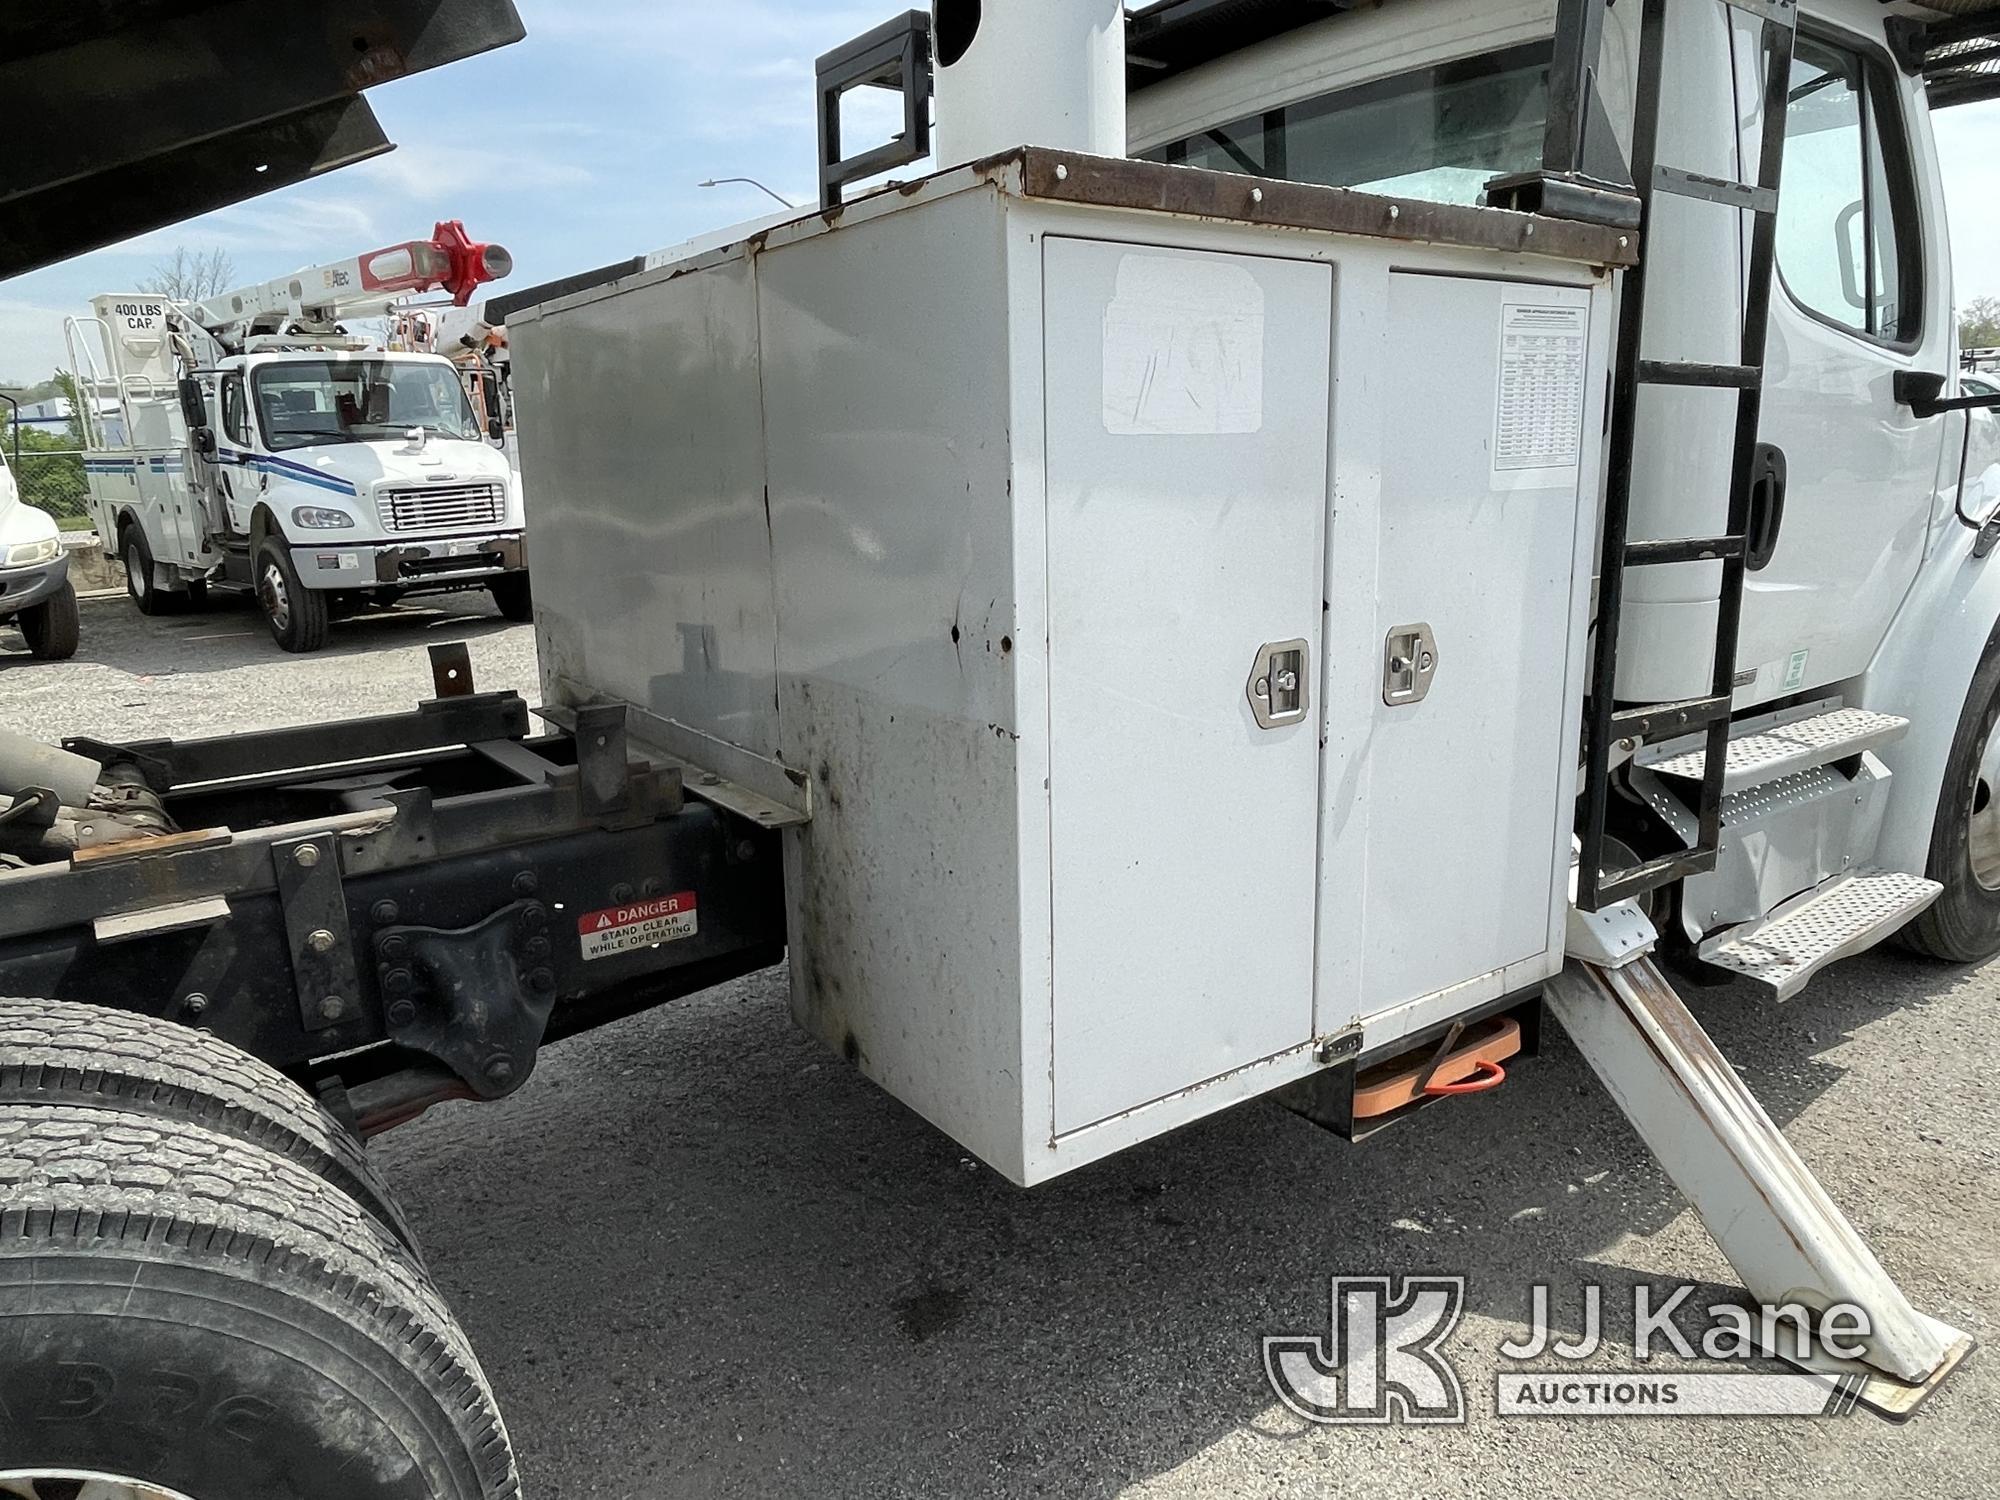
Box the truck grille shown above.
[379,482,504,534]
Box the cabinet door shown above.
[1042,237,1331,1136]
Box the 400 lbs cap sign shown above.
[578,893,698,960]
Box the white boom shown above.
[185,220,513,351]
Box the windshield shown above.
[251,359,481,451]
[1145,44,1551,209]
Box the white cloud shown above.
[349,141,595,198]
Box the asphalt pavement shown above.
[3,593,1994,1500]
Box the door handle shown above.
[1745,442,1787,573]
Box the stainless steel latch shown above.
[1383,624,1438,706]
[1248,639,1311,730]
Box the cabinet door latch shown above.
[1247,639,1311,730]
[1383,624,1438,707]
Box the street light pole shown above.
[697,177,798,210]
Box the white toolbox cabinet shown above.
[512,150,1621,1184]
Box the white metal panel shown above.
[757,186,1037,1179]
[1042,237,1331,1135]
[1320,273,1590,1028]
[513,254,780,759]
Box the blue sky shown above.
[6,3,2000,385]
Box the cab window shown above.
[220,375,252,447]
[1143,44,1551,208]
[1777,35,1921,344]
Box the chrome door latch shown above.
[1247,639,1311,730]
[1383,624,1438,706]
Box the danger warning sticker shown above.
[577,892,698,960]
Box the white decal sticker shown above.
[1103,253,1265,436]
[1782,650,1810,693]
[577,892,698,960]
[1494,299,1587,474]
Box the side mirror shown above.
[1896,370,1947,414]
[487,417,505,442]
[193,426,217,458]
[177,377,207,432]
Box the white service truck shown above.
[7,1,2000,1493]
[67,223,531,652]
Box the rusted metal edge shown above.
[1005,148,1640,269]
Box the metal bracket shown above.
[573,701,631,818]
[375,898,557,1099]
[272,832,360,1032]
[816,10,932,210]
[428,640,476,699]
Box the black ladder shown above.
[1576,0,1799,912]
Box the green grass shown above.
[56,514,96,534]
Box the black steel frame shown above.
[0,648,788,1103]
[816,10,933,210]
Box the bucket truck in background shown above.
[67,222,531,651]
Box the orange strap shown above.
[1423,1058,1507,1096]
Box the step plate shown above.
[1648,707,1909,795]
[1700,870,1941,1001]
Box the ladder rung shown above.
[1722,0,1796,30]
[1653,165,1778,216]
[1610,694,1734,743]
[1636,360,1761,390]
[1596,849,1720,908]
[1625,535,1747,566]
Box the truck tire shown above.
[1904,639,2000,962]
[256,536,330,653]
[0,1105,519,1500]
[0,996,418,1255]
[120,523,168,617]
[489,571,532,623]
[18,580,80,661]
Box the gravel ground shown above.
[4,595,1995,1499]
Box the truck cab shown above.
[196,348,527,649]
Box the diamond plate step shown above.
[1643,706,1909,795]
[1698,870,1941,1001]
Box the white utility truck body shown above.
[517,157,1618,1184]
[68,226,530,650]
[515,0,2000,1194]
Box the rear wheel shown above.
[489,571,532,624]
[1904,640,2000,962]
[0,996,418,1253]
[120,525,167,617]
[0,1104,519,1500]
[256,537,330,653]
[18,581,79,661]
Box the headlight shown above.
[292,506,355,530]
[3,536,59,567]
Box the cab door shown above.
[214,371,261,534]
[1731,20,1946,701]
